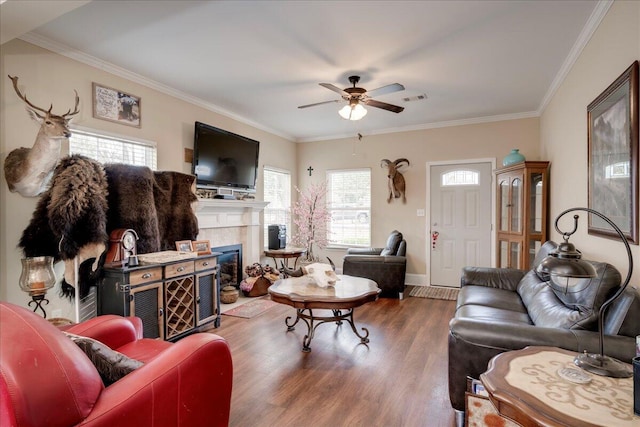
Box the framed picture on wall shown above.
[587,60,638,244]
[92,83,141,128]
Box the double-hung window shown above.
[69,128,157,170]
[263,167,291,246]
[326,169,371,247]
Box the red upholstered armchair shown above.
[0,302,232,427]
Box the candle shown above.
[30,281,45,295]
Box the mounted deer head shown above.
[381,158,410,203]
[4,75,80,197]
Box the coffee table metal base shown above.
[285,308,370,352]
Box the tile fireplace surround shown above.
[194,199,269,272]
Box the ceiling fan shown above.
[298,76,405,120]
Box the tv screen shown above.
[192,121,259,191]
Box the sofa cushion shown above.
[455,304,533,325]
[64,332,144,386]
[380,230,402,256]
[456,285,528,313]
[517,261,621,330]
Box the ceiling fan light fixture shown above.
[339,103,367,120]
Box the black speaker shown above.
[268,224,286,250]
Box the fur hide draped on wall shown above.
[105,164,160,254]
[19,155,200,300]
[104,165,199,253]
[20,155,109,299]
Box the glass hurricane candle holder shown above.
[19,256,56,317]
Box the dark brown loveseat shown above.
[448,241,640,420]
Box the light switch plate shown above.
[417,209,425,217]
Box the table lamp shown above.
[536,207,633,378]
[19,256,56,318]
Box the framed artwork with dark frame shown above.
[587,60,638,244]
[175,240,193,252]
[92,82,141,128]
[192,240,211,256]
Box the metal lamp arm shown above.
[555,207,633,357]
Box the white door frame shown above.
[425,158,496,286]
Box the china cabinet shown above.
[495,161,550,269]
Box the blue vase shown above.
[503,149,525,166]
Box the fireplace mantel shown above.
[195,199,268,228]
[195,198,268,269]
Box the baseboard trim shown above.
[404,273,426,286]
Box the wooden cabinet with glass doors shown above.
[495,161,550,269]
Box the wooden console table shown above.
[481,346,638,427]
[99,253,220,341]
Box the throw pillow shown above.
[380,230,403,256]
[63,332,144,386]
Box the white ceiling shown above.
[5,1,605,142]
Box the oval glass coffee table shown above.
[268,275,380,352]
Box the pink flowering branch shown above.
[291,181,329,262]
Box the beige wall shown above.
[7,0,632,314]
[541,0,640,285]
[0,39,297,317]
[297,117,540,282]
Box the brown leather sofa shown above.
[0,302,233,427]
[448,241,640,419]
[342,230,407,298]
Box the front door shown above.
[428,162,493,287]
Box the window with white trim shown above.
[441,170,479,186]
[69,128,157,169]
[263,167,291,246]
[326,169,371,247]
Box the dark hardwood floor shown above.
[209,290,457,427]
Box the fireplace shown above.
[213,244,243,288]
[195,199,268,275]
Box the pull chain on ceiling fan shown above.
[298,75,405,121]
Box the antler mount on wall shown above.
[381,158,410,204]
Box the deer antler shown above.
[62,90,80,118]
[8,75,51,115]
[9,75,80,118]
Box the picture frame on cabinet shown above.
[175,240,193,252]
[192,240,211,256]
[587,60,638,244]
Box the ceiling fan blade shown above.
[298,99,340,109]
[363,99,404,113]
[366,83,405,97]
[319,83,349,96]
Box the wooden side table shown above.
[264,247,306,269]
[481,346,638,427]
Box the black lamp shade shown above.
[536,242,597,293]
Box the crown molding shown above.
[18,32,294,141]
[537,0,613,113]
[296,111,539,143]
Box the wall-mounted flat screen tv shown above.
[192,121,259,192]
